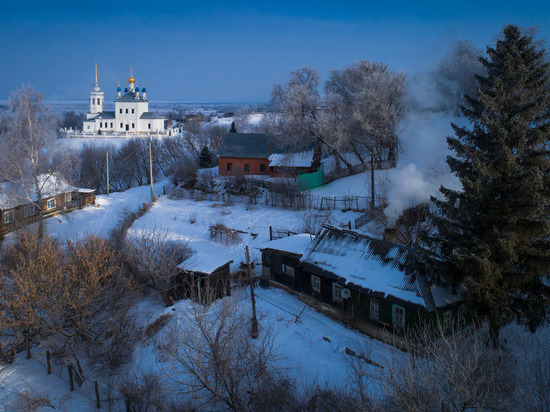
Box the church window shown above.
[120,123,123,128]
[126,108,128,114]
[132,108,134,114]
[132,123,135,128]
[120,108,122,114]
[100,122,103,128]
[92,98,95,105]
[98,99,101,105]
[148,123,151,129]
[110,122,113,128]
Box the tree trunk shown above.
[488,323,500,349]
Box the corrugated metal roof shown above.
[218,133,274,158]
[299,226,454,310]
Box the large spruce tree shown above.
[428,25,550,342]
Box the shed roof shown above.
[177,252,232,275]
[261,234,313,256]
[300,226,459,310]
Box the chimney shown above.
[383,227,397,244]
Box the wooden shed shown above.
[172,252,232,303]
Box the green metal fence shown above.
[297,166,325,191]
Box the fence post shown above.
[46,350,51,375]
[269,226,273,241]
[95,380,101,409]
[69,364,74,391]
[348,221,351,230]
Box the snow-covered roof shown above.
[268,150,314,168]
[178,252,232,274]
[261,234,313,256]
[0,173,77,209]
[300,226,458,310]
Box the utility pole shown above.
[371,140,375,210]
[246,245,259,338]
[106,151,110,196]
[149,139,154,201]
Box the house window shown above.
[370,298,380,320]
[282,263,294,277]
[311,275,321,293]
[4,211,14,224]
[443,311,452,331]
[126,108,128,114]
[65,193,72,204]
[47,198,56,210]
[226,163,232,172]
[244,164,250,173]
[260,164,266,173]
[392,305,405,328]
[23,204,35,218]
[333,283,343,302]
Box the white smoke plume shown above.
[384,110,465,223]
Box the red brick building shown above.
[218,133,315,177]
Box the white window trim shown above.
[4,210,14,224]
[332,283,343,302]
[23,204,35,218]
[46,198,56,210]
[392,304,405,328]
[311,275,321,293]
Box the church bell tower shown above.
[88,63,104,118]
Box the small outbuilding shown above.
[172,252,232,303]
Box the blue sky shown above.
[1,1,549,103]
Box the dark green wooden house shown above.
[261,226,464,332]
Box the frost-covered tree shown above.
[426,25,550,344]
[325,60,405,167]
[0,86,57,237]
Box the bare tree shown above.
[125,228,193,298]
[0,85,58,237]
[160,295,294,411]
[345,324,517,411]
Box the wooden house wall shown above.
[262,248,463,331]
[171,262,231,303]
[0,190,96,236]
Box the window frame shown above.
[281,263,294,277]
[370,297,380,320]
[311,275,321,293]
[23,204,35,218]
[226,162,232,172]
[392,304,405,328]
[443,311,452,331]
[243,163,250,173]
[260,164,266,173]
[332,283,343,302]
[4,210,14,224]
[46,198,57,210]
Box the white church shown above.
[76,65,177,137]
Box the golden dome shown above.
[128,67,135,84]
